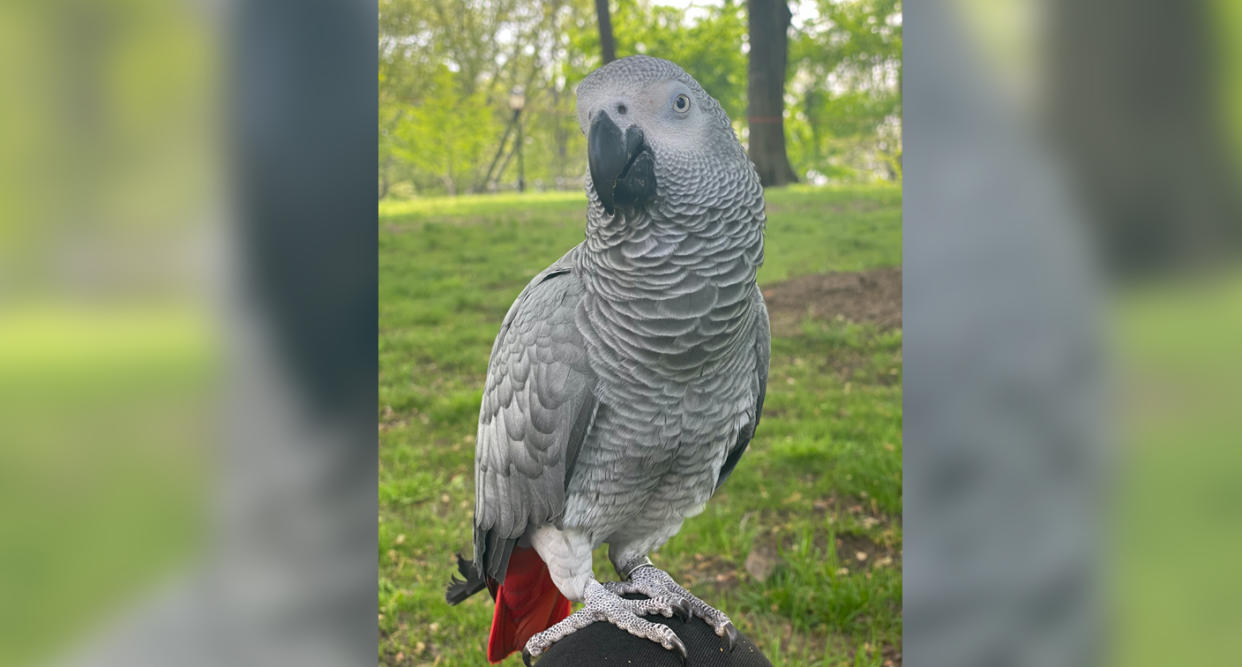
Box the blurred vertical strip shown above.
[904,1,1105,664]
[0,0,218,662]
[1045,0,1242,276]
[1043,1,1242,665]
[905,1,1242,666]
[0,0,377,665]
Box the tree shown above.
[379,0,574,195]
[747,0,798,186]
[595,0,617,63]
[787,0,902,183]
[1047,0,1242,275]
[377,0,903,195]
[394,66,499,195]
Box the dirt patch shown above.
[762,268,902,337]
[679,552,743,594]
[834,532,899,572]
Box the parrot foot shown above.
[522,580,687,664]
[610,565,739,651]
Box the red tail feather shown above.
[487,546,572,663]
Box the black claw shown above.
[722,622,739,651]
[671,599,691,622]
[670,634,689,663]
[522,648,534,666]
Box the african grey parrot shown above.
[446,55,770,664]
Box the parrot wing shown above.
[715,287,770,490]
[471,246,598,587]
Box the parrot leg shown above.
[521,579,688,665]
[607,560,740,650]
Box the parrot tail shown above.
[486,546,572,663]
[445,554,487,605]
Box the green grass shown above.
[1113,269,1242,667]
[0,304,211,664]
[379,184,902,666]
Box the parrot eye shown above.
[673,94,691,113]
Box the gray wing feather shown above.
[716,288,770,490]
[473,247,597,584]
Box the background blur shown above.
[906,1,1242,666]
[1,1,376,665]
[1,0,216,661]
[0,0,1238,666]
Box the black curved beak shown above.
[588,111,656,214]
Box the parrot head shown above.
[575,56,755,217]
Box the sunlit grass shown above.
[1114,268,1242,667]
[379,190,587,220]
[0,301,213,664]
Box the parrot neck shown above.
[579,206,764,284]
[575,205,765,381]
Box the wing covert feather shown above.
[472,248,597,583]
[716,288,770,490]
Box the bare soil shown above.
[762,268,902,337]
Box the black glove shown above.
[535,595,772,666]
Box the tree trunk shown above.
[492,112,527,191]
[1048,0,1242,275]
[476,110,519,192]
[595,0,616,64]
[746,0,798,187]
[552,82,569,183]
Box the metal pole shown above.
[516,109,525,192]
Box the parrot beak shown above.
[588,110,656,215]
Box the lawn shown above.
[379,184,903,666]
[0,305,211,664]
[1113,270,1242,667]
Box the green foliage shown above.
[389,65,502,194]
[788,0,903,182]
[378,186,902,665]
[1214,0,1242,162]
[380,0,570,196]
[379,0,903,196]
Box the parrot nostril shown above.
[617,103,627,115]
